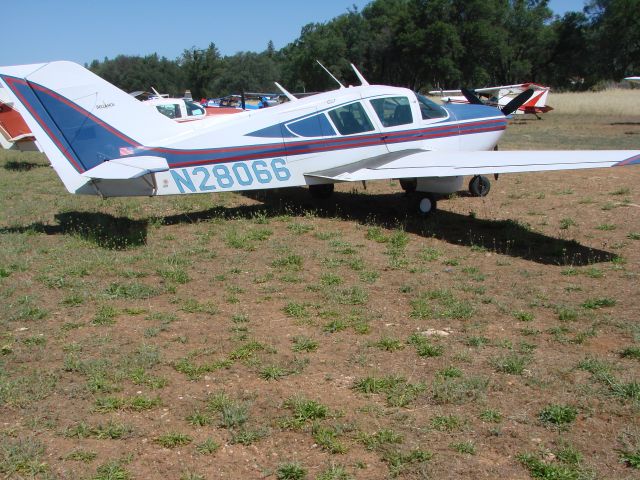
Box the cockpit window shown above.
[328,102,374,135]
[156,104,181,119]
[416,93,447,120]
[370,96,413,127]
[185,101,205,116]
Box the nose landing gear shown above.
[416,193,437,215]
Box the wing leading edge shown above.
[306,150,640,182]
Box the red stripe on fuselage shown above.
[165,121,506,168]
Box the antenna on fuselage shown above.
[316,60,345,89]
[351,63,369,86]
[151,87,167,99]
[274,82,298,102]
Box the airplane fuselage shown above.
[147,86,506,197]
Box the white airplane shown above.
[625,76,640,84]
[430,83,552,117]
[141,92,208,122]
[0,61,638,214]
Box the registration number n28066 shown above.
[170,158,291,193]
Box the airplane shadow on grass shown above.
[0,188,615,265]
[0,212,147,250]
[3,160,49,171]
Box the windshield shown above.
[185,101,205,116]
[416,93,447,120]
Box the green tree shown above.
[89,54,184,95]
[211,51,282,95]
[543,12,592,89]
[179,43,223,99]
[586,0,640,80]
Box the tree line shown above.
[88,0,639,99]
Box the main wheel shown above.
[468,175,491,197]
[416,194,437,215]
[399,178,417,194]
[309,183,334,199]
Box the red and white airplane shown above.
[430,83,552,117]
[0,61,637,215]
[0,86,37,151]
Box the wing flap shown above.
[306,150,640,182]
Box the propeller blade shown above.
[501,88,534,116]
[461,87,484,105]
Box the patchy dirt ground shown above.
[0,110,639,480]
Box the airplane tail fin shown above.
[534,88,550,108]
[523,88,550,109]
[0,61,182,194]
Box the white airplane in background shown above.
[625,77,640,84]
[430,83,552,118]
[0,61,638,215]
[139,90,209,123]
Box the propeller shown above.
[500,88,534,116]
[461,87,484,105]
[460,86,534,116]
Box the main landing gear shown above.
[399,178,417,194]
[468,175,491,197]
[309,183,334,199]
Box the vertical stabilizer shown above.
[0,61,185,193]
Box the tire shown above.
[468,175,491,197]
[309,183,334,199]
[416,194,437,215]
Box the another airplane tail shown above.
[523,87,552,112]
[0,61,181,194]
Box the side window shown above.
[286,113,336,137]
[416,93,447,120]
[185,101,205,116]
[156,104,181,119]
[370,96,413,127]
[328,102,374,135]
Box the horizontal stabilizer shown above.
[81,156,169,180]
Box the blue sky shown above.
[2,0,587,66]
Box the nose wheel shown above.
[468,175,491,197]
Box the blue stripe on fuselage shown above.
[443,103,503,121]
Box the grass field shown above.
[1,93,639,479]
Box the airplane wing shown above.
[428,89,463,96]
[473,83,547,93]
[306,150,640,182]
[472,86,504,94]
